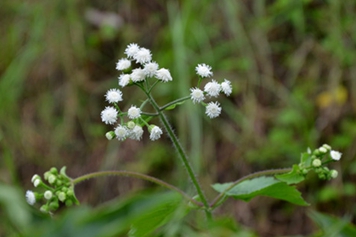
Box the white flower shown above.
[190,88,205,103]
[131,68,146,82]
[129,125,144,140]
[125,43,140,58]
[115,125,128,141]
[105,88,123,103]
[127,105,141,119]
[26,190,36,205]
[221,79,232,96]
[134,47,152,64]
[204,80,221,97]
[156,68,172,82]
[118,74,131,87]
[330,150,342,161]
[143,61,159,77]
[101,106,118,125]
[205,102,221,118]
[149,126,163,141]
[44,190,53,200]
[195,63,213,78]
[116,58,131,71]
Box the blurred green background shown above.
[1,0,356,236]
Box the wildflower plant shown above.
[26,44,343,230]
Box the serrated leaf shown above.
[275,165,305,184]
[164,101,185,110]
[212,176,309,206]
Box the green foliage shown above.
[212,176,309,206]
[276,164,305,185]
[308,211,356,237]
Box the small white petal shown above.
[125,43,140,58]
[150,126,163,141]
[133,47,152,64]
[26,190,36,205]
[115,125,128,141]
[131,68,146,82]
[221,79,232,96]
[330,150,342,161]
[105,89,123,103]
[190,88,205,103]
[156,68,172,82]
[101,106,118,125]
[118,74,131,87]
[205,102,221,118]
[143,62,159,77]
[127,106,141,119]
[116,58,131,71]
[129,125,144,140]
[204,80,221,97]
[195,63,213,78]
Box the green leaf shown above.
[275,165,305,184]
[212,176,309,206]
[164,101,185,110]
[300,152,312,167]
[128,192,182,237]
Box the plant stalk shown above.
[146,93,212,220]
[72,170,202,206]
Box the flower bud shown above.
[31,174,40,183]
[50,167,58,174]
[330,170,338,179]
[33,179,41,187]
[312,159,322,167]
[127,121,135,129]
[322,144,331,151]
[48,174,56,184]
[58,192,66,202]
[318,146,327,154]
[44,190,53,200]
[105,131,115,140]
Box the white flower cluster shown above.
[101,43,168,142]
[117,43,173,87]
[191,64,232,119]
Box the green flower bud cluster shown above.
[298,144,341,180]
[26,167,79,213]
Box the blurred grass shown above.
[1,0,356,236]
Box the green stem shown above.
[159,96,191,111]
[72,170,202,206]
[210,168,292,209]
[146,93,212,220]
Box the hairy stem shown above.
[210,168,292,208]
[146,93,212,220]
[72,170,202,206]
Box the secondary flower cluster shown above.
[101,43,232,142]
[25,167,79,213]
[190,64,232,118]
[300,144,342,180]
[101,43,170,141]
